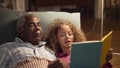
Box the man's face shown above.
[23,17,42,45]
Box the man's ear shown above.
[17,29,23,36]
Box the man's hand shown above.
[48,59,69,68]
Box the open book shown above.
[70,31,113,68]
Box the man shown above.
[0,14,68,68]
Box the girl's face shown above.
[57,24,74,52]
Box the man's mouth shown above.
[33,31,42,37]
[36,30,41,33]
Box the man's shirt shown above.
[0,37,56,68]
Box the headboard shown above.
[0,9,17,44]
[0,9,81,44]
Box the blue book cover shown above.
[70,41,102,68]
[70,31,113,68]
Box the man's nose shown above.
[34,24,41,30]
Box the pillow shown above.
[28,11,81,33]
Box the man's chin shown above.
[34,37,41,41]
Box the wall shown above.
[13,0,25,11]
[94,0,103,20]
[1,0,26,11]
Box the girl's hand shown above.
[106,48,113,62]
[102,48,113,68]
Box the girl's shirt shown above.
[57,51,112,68]
[57,51,71,64]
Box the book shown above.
[100,31,113,67]
[70,31,113,68]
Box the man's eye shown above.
[37,23,41,26]
[29,23,34,27]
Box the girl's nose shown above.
[66,34,70,38]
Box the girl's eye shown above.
[61,33,66,36]
[68,33,73,36]
[60,32,73,37]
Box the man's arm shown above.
[0,46,10,68]
[15,57,49,68]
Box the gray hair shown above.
[16,13,39,37]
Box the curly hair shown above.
[44,18,86,53]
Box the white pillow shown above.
[28,11,81,32]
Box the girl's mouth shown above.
[65,41,71,45]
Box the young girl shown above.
[44,18,86,64]
[44,18,112,68]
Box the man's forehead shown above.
[29,17,39,21]
[27,17,40,22]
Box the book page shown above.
[100,31,113,67]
